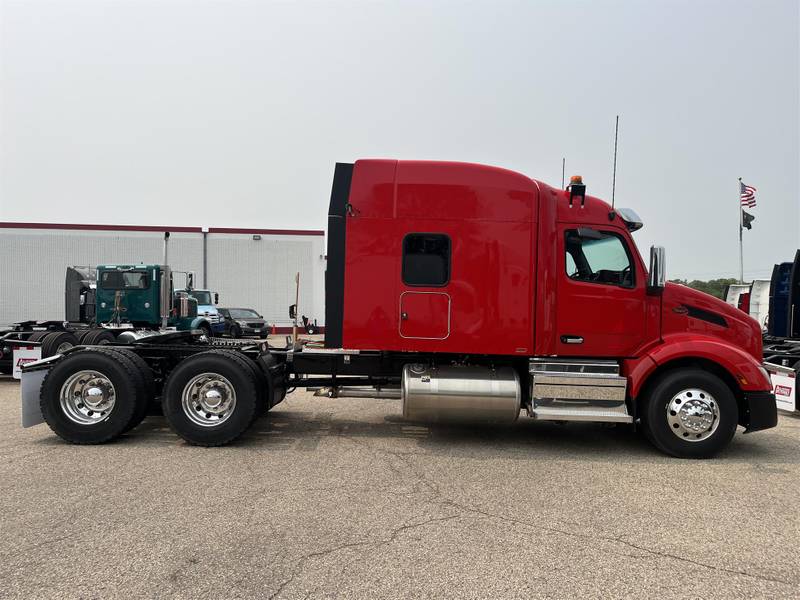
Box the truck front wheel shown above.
[162,352,259,446]
[641,369,738,458]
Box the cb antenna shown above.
[561,157,566,189]
[611,115,619,210]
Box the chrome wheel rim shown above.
[666,388,719,442]
[56,341,74,354]
[181,373,237,427]
[59,370,116,425]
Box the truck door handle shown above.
[560,335,584,344]
[401,312,409,320]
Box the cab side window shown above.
[565,230,634,288]
[402,233,451,287]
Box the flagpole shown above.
[738,177,743,284]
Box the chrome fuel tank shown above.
[401,364,521,424]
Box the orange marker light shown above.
[570,175,583,185]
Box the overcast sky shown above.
[1,0,797,280]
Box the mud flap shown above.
[21,368,47,428]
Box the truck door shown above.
[555,226,646,357]
[398,233,452,340]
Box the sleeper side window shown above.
[402,233,451,287]
[564,230,634,288]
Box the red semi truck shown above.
[20,160,778,458]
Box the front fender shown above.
[174,317,210,331]
[624,334,772,397]
[190,317,210,330]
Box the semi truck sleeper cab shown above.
[20,159,778,458]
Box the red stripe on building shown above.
[208,227,324,236]
[0,222,324,236]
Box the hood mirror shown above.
[616,208,644,231]
[648,246,666,292]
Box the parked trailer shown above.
[20,160,778,458]
[749,279,771,331]
[724,283,751,310]
[723,251,800,413]
[762,249,800,412]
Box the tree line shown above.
[668,278,739,300]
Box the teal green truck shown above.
[95,264,220,334]
[0,264,221,371]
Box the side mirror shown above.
[289,304,297,319]
[187,272,194,290]
[648,246,666,291]
[214,292,219,304]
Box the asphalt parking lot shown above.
[1,377,799,599]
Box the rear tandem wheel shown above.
[39,349,149,444]
[40,331,78,357]
[162,350,260,446]
[83,329,117,345]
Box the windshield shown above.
[188,291,212,305]
[230,309,260,319]
[100,270,149,290]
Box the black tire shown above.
[641,368,738,459]
[94,347,155,432]
[210,349,267,420]
[162,351,259,446]
[26,331,50,343]
[84,329,116,345]
[199,323,212,338]
[39,350,142,444]
[41,331,79,357]
[73,329,94,343]
[230,325,242,339]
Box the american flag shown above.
[740,181,757,208]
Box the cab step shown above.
[528,359,633,424]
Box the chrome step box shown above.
[531,405,632,423]
[532,372,627,402]
[529,358,620,375]
[528,359,631,423]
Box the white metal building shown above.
[0,222,326,328]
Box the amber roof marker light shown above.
[568,175,586,208]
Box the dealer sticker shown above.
[12,346,42,379]
[768,370,796,413]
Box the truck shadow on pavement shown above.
[47,407,795,465]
